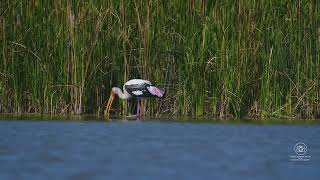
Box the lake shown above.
[0,118,319,180]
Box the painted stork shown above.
[105,79,165,117]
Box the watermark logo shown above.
[290,142,311,161]
[294,142,307,155]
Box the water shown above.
[0,119,319,180]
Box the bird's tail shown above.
[147,86,165,98]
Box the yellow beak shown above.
[105,91,115,115]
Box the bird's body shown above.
[105,79,164,117]
[124,79,164,98]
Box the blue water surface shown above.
[0,119,319,180]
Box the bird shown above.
[105,79,165,117]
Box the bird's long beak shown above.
[105,91,115,115]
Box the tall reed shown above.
[0,0,319,119]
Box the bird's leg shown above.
[140,99,145,117]
[139,99,143,117]
[144,99,147,116]
[136,99,141,117]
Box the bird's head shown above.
[111,87,118,95]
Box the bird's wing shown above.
[124,83,153,97]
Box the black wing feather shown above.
[124,83,155,97]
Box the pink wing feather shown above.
[147,86,164,97]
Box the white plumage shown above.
[132,90,143,96]
[124,79,151,86]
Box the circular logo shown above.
[294,142,307,155]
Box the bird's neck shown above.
[115,87,131,100]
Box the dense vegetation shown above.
[0,0,319,119]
